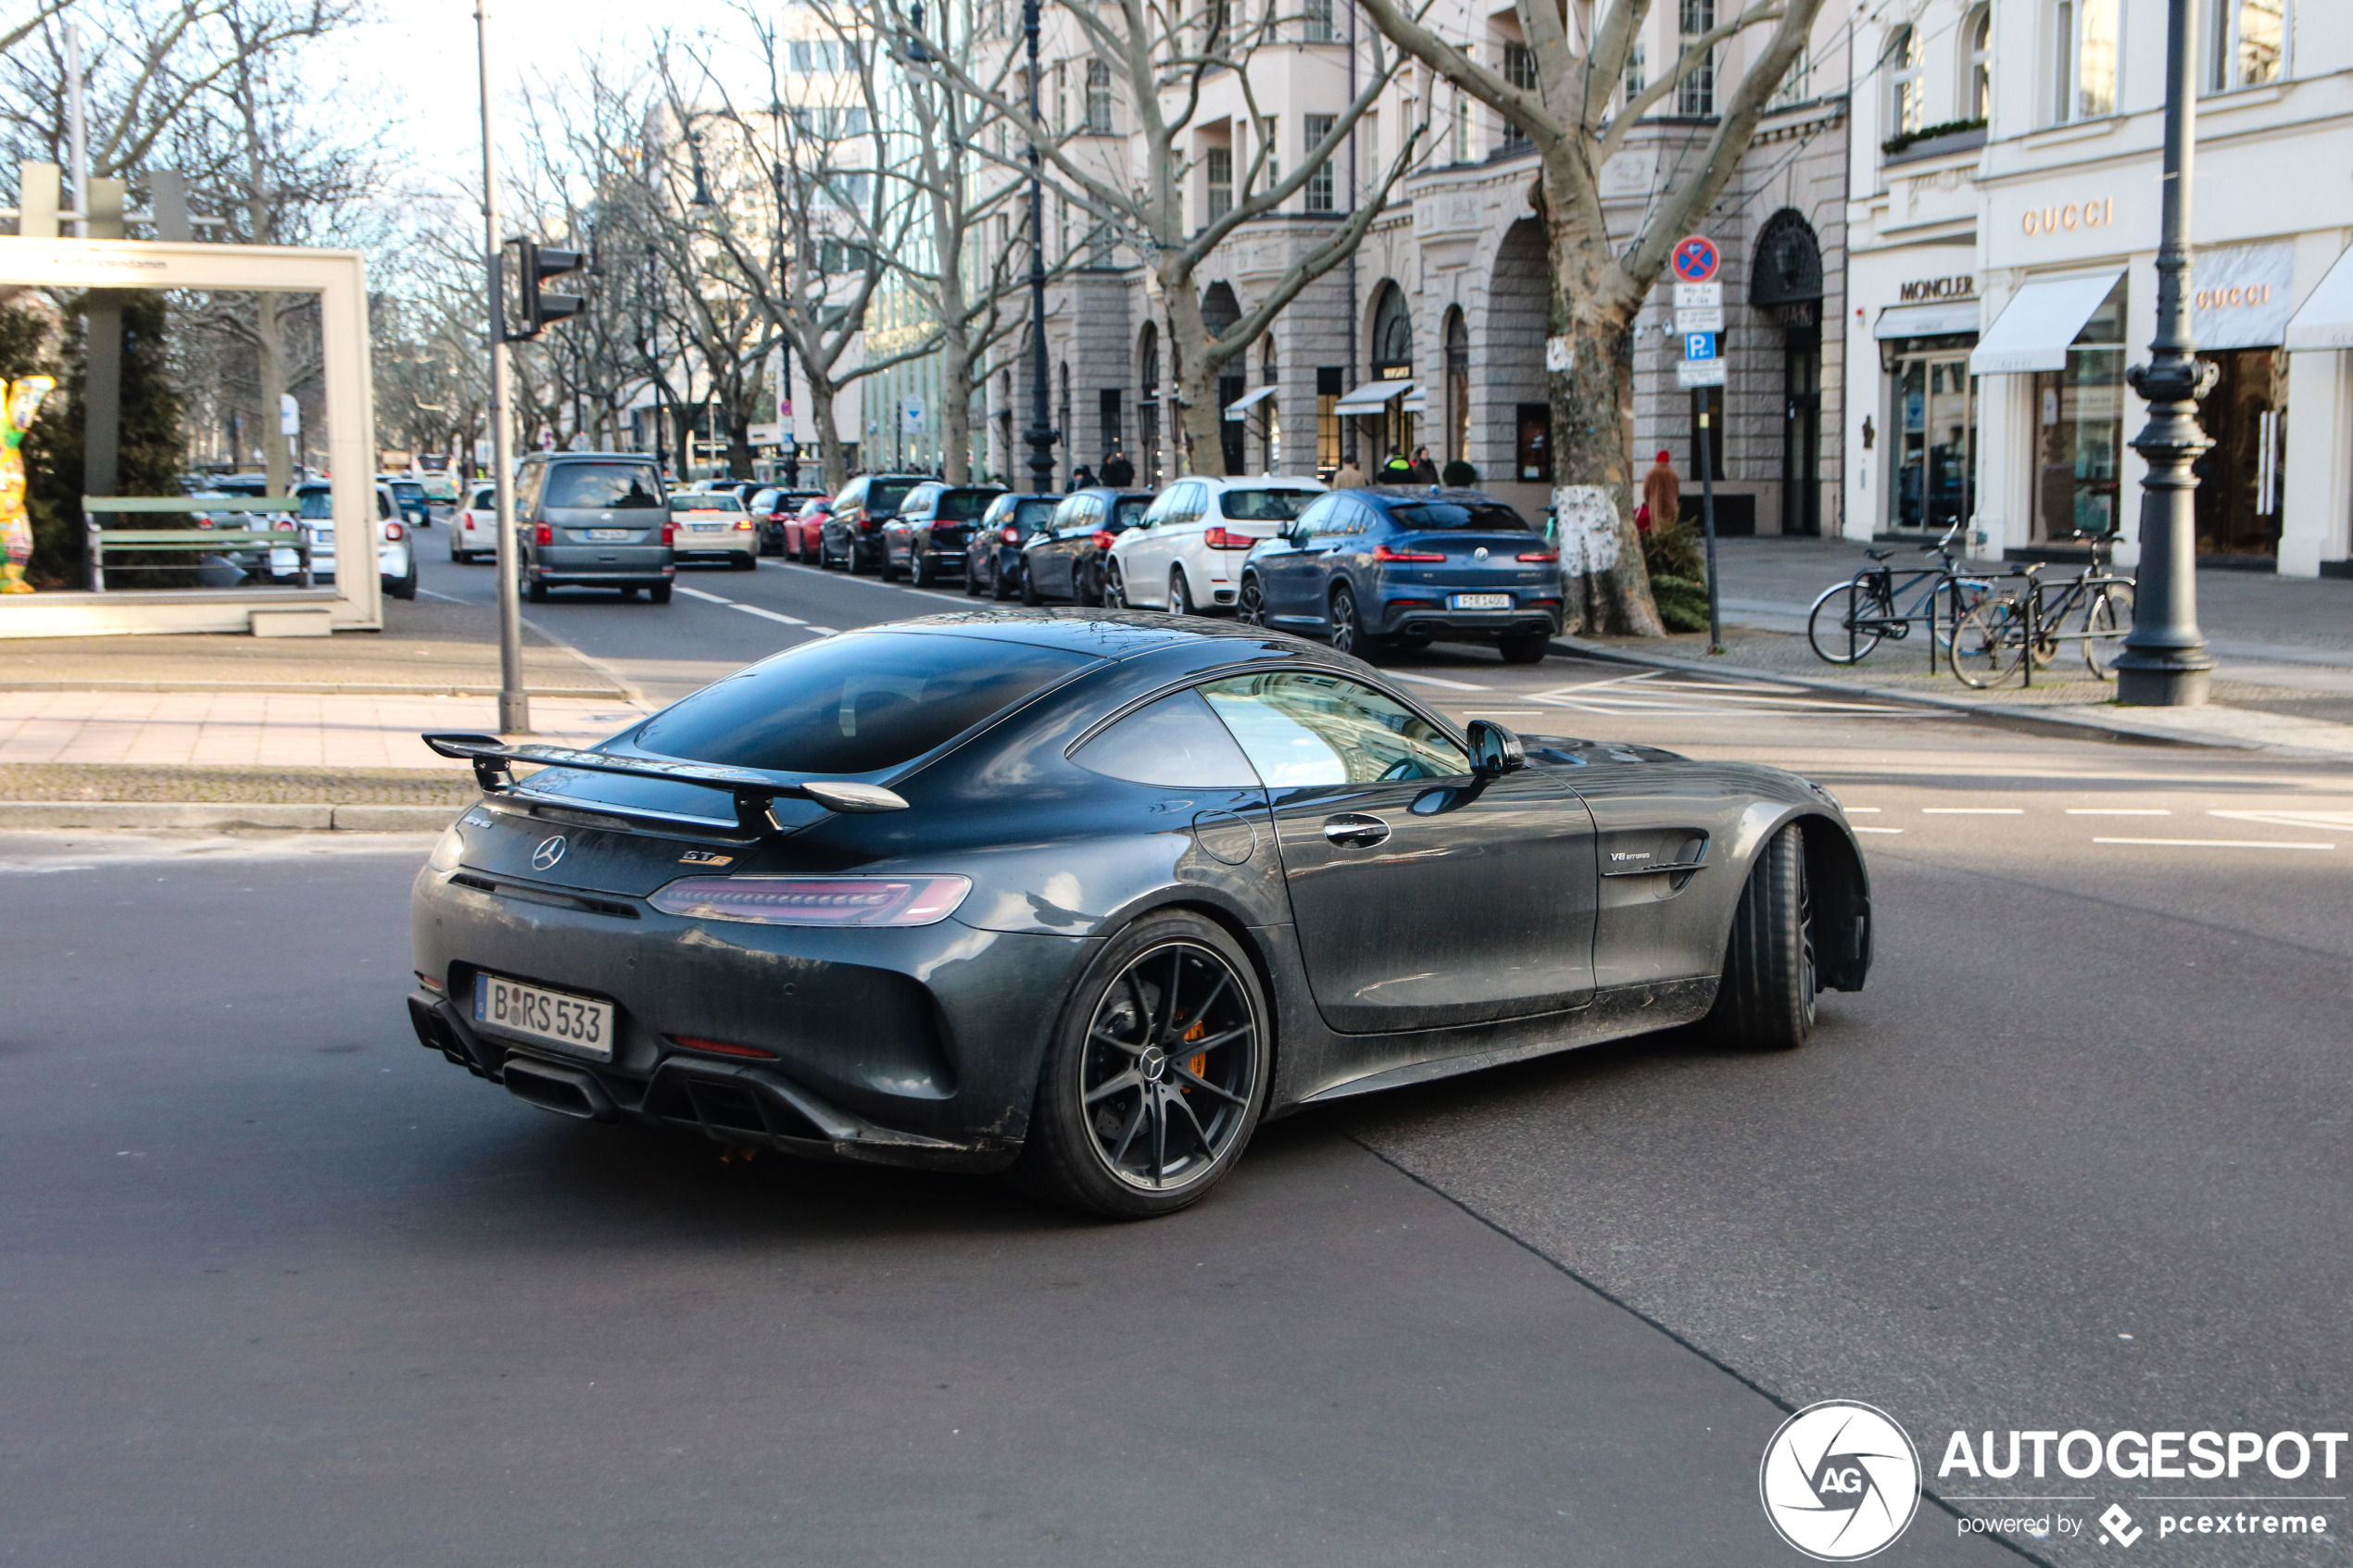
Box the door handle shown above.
[1322,813,1390,849]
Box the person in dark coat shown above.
[1408,445,1440,485]
[1101,450,1136,487]
[1071,464,1096,491]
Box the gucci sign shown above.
[2021,197,2115,235]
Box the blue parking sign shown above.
[1683,332,1718,361]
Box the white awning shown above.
[2286,245,2353,352]
[1875,300,1982,339]
[1969,271,2124,374]
[1222,385,1278,420]
[1402,389,1428,413]
[1334,379,1412,414]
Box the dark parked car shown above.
[882,483,1006,587]
[820,474,929,574]
[1236,486,1563,662]
[964,493,1061,600]
[749,488,825,558]
[1017,488,1153,606]
[412,610,1871,1218]
[513,451,674,603]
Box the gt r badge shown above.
[678,849,734,865]
[530,835,568,871]
[1474,546,1490,560]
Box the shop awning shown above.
[1333,379,1412,414]
[2285,245,2353,351]
[1969,271,2124,374]
[1222,385,1278,420]
[1875,300,1982,339]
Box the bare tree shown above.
[1351,0,1821,633]
[903,0,1414,480]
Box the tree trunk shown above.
[806,375,849,493]
[257,295,291,495]
[939,324,973,484]
[1546,221,1664,638]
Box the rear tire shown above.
[911,551,934,589]
[1705,822,1816,1051]
[1327,583,1366,658]
[1236,576,1266,628]
[991,558,1015,601]
[1498,630,1549,664]
[1103,560,1127,608]
[649,583,672,604]
[525,579,548,603]
[1020,564,1041,606]
[1008,911,1270,1220]
[1168,567,1194,617]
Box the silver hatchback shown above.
[515,454,675,603]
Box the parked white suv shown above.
[1109,475,1326,615]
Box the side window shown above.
[1178,483,1207,524]
[1198,671,1467,786]
[1070,689,1263,787]
[1291,494,1342,538]
[514,464,547,519]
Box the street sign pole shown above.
[1696,395,1722,654]
[1671,236,1727,654]
[475,0,527,735]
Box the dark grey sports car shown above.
[408,611,1870,1218]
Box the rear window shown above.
[866,481,918,518]
[674,492,745,511]
[632,632,1096,775]
[1109,497,1150,530]
[390,481,424,502]
[297,489,333,520]
[544,462,664,509]
[1010,498,1058,530]
[1384,501,1532,533]
[936,490,1000,521]
[1220,489,1318,521]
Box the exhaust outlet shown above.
[502,1057,619,1123]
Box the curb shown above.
[1547,635,2271,753]
[0,801,457,831]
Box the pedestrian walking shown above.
[1639,449,1680,533]
[1379,449,1413,481]
[1072,463,1096,491]
[1408,445,1440,485]
[1101,450,1135,487]
[1331,456,1367,489]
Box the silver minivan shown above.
[515,453,675,603]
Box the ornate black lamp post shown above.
[1021,0,1058,493]
[2115,0,2215,705]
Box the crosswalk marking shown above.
[1527,669,1925,719]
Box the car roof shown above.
[1191,474,1326,490]
[1063,488,1155,503]
[1358,485,1517,508]
[859,607,1377,672]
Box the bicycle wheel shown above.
[1951,595,2029,688]
[2083,583,2133,680]
[1807,580,1884,664]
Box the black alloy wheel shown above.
[1102,560,1126,608]
[1020,562,1041,606]
[911,547,935,588]
[1168,566,1194,617]
[1236,576,1266,627]
[849,539,875,575]
[992,557,1016,601]
[1012,911,1270,1218]
[963,555,982,596]
[880,543,903,582]
[1327,583,1366,658]
[1705,822,1816,1051]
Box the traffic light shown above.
[509,240,585,340]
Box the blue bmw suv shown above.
[1235,486,1565,662]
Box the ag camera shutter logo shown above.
[1760,1400,1922,1560]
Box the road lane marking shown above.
[2208,809,2353,832]
[1843,807,1881,813]
[805,625,838,634]
[1853,826,1905,834]
[1386,671,1493,691]
[2093,837,2334,850]
[2067,808,2171,815]
[732,604,807,626]
[1921,807,2024,814]
[673,586,735,604]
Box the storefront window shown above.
[1890,338,1976,533]
[2031,277,2125,541]
[2193,349,2284,558]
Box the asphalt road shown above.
[4,542,2346,1565]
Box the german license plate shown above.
[1452,592,1513,610]
[690,521,732,532]
[585,528,632,541]
[472,972,614,1060]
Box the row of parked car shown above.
[434,453,1567,660]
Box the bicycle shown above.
[1806,521,1994,670]
[1949,532,2134,689]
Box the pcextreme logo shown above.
[1760,1400,1923,1561]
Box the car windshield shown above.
[866,481,919,518]
[1109,497,1150,530]
[545,462,664,509]
[632,632,1096,775]
[296,489,333,520]
[389,481,424,502]
[1384,501,1533,533]
[1220,489,1318,521]
[673,492,744,512]
[935,489,1000,521]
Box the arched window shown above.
[1371,283,1413,377]
[1202,282,1241,342]
[1443,307,1469,464]
[1139,322,1159,395]
[1888,25,1923,138]
[1965,7,1992,119]
[1138,322,1162,484]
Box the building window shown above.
[2208,0,2284,93]
[1304,0,1335,43]
[2032,276,2127,540]
[1316,367,1344,473]
[1890,345,1977,533]
[1773,44,1812,107]
[1889,26,1923,137]
[1100,387,1122,458]
[1084,60,1113,132]
[1503,42,1537,143]
[1053,61,1067,133]
[1623,39,1645,106]
[1453,92,1476,161]
[1678,0,1716,115]
[1262,115,1277,189]
[1303,114,1335,210]
[1205,0,1229,56]
[1515,404,1550,482]
[1205,146,1233,220]
[1965,7,1992,119]
[2051,0,2118,123]
[1443,308,1469,463]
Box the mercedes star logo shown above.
[530,834,568,872]
[1474,546,1490,560]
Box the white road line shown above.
[2208,809,2353,832]
[731,604,807,625]
[2067,808,2171,815]
[673,585,735,604]
[804,625,839,635]
[417,587,469,603]
[1853,826,1905,834]
[1385,671,1493,692]
[2093,837,2335,850]
[1459,709,1546,716]
[1843,807,1882,813]
[1921,807,2024,815]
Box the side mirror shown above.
[1466,720,1526,778]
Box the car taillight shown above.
[1202,527,1254,549]
[1001,525,1021,544]
[859,515,878,530]
[1518,547,1560,562]
[535,522,552,546]
[648,875,971,928]
[1091,530,1117,551]
[735,518,753,530]
[383,520,405,541]
[1373,544,1444,562]
[668,1035,777,1060]
[661,521,676,545]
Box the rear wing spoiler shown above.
[421,734,908,834]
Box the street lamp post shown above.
[771,158,798,488]
[2114,0,2215,706]
[1021,0,1058,494]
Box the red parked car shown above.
[785,495,833,562]
[749,488,825,558]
